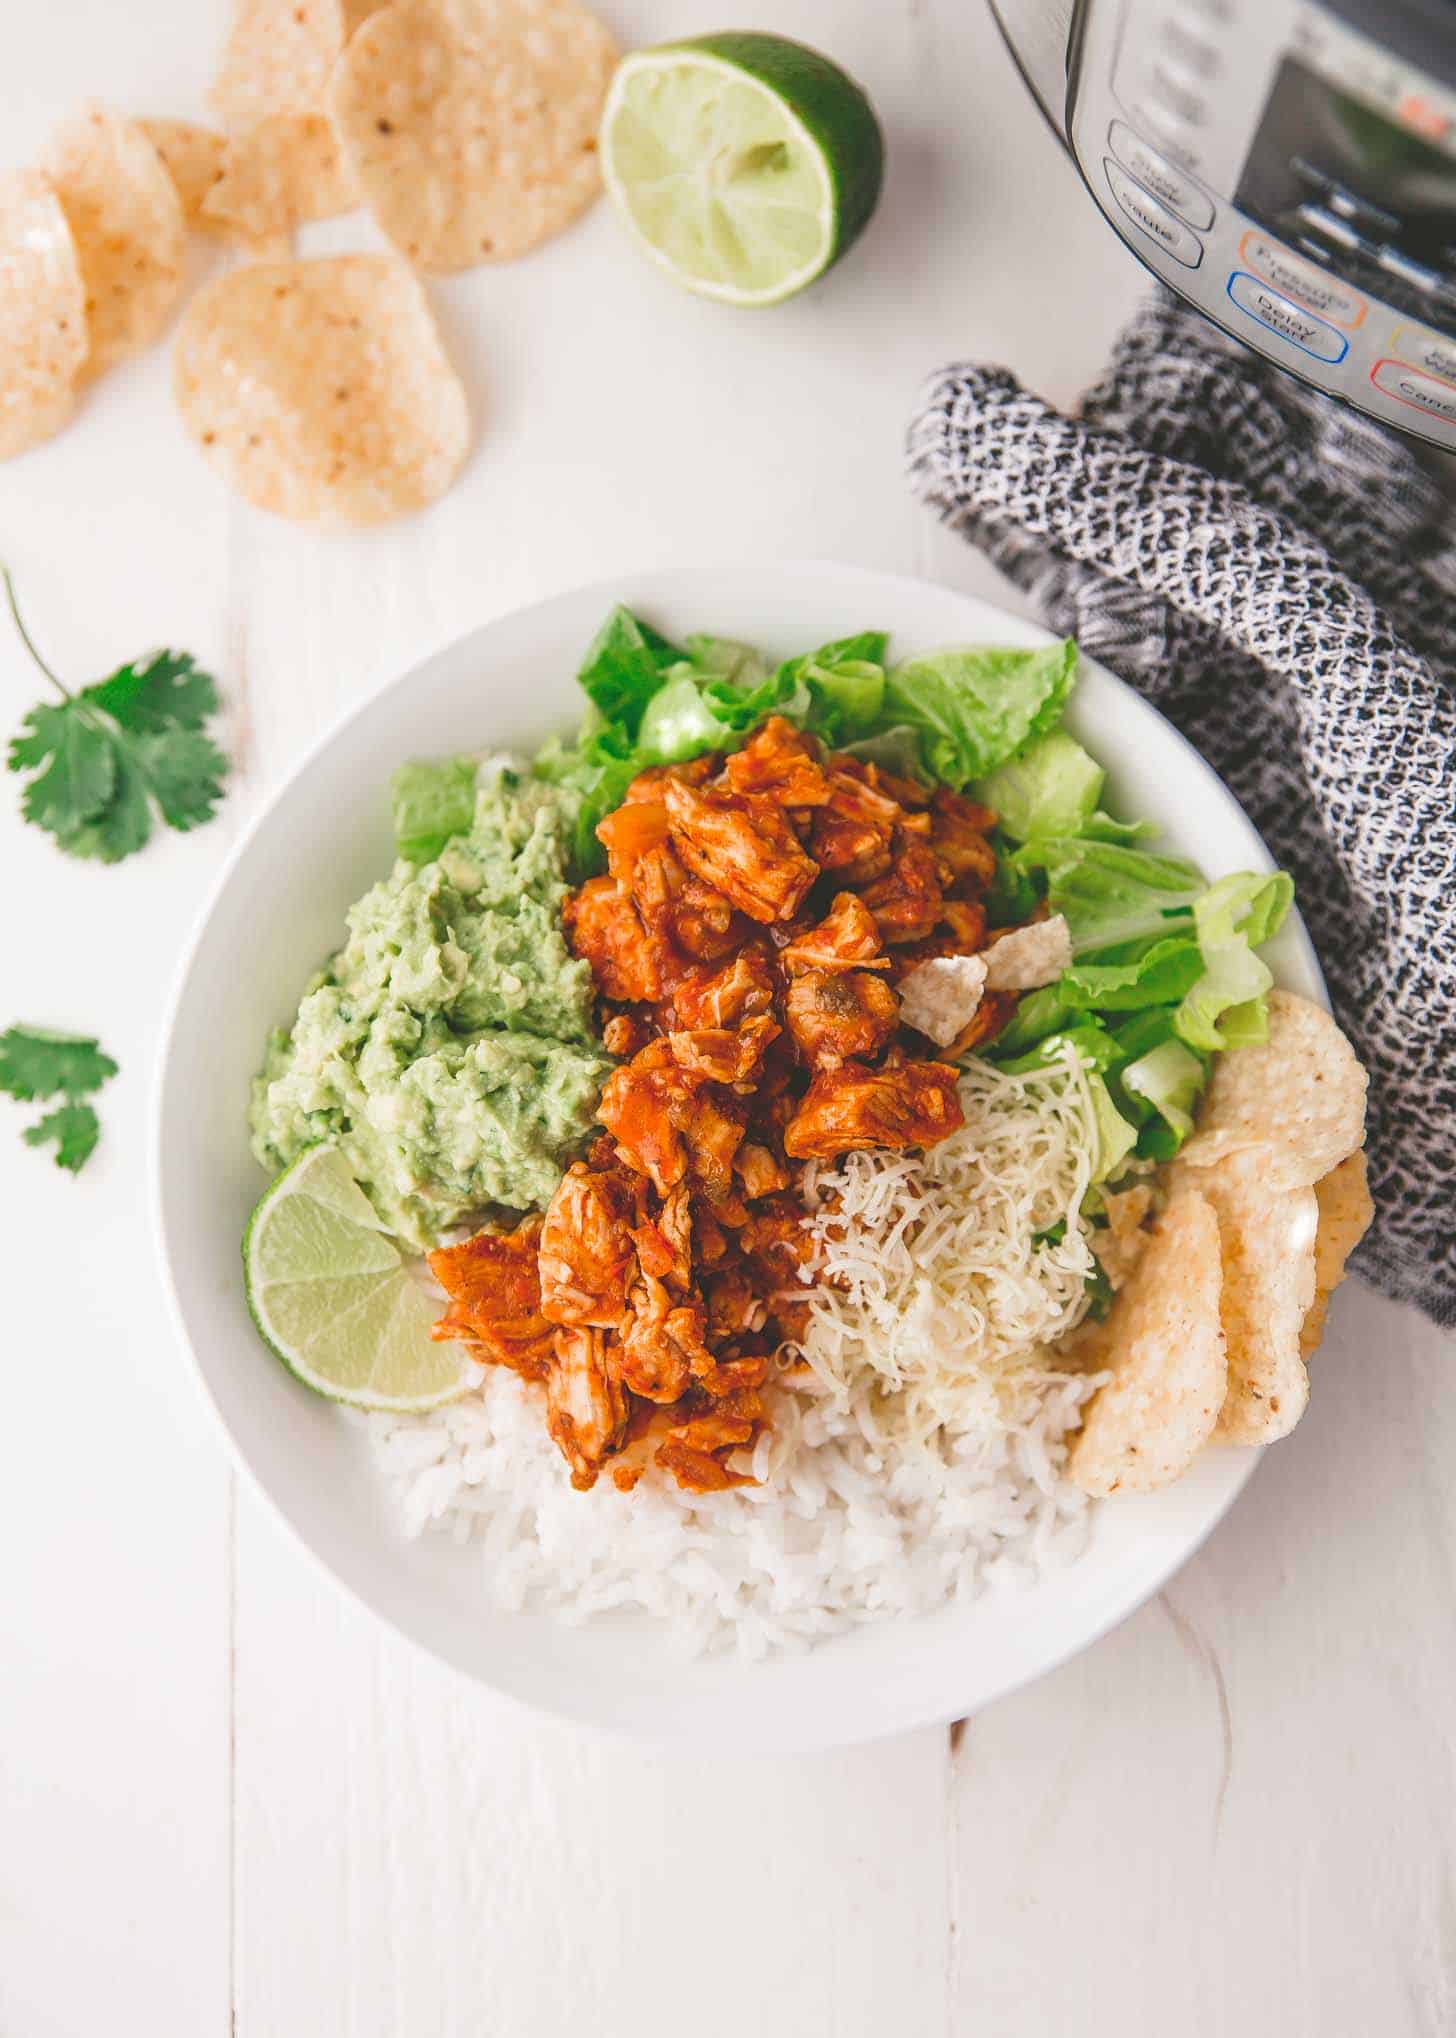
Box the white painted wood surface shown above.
[1,3,1451,2033]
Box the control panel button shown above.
[1390,323,1456,383]
[1371,358,1456,426]
[1226,273,1349,362]
[1239,232,1365,327]
[1108,121,1214,229]
[1105,162,1204,267]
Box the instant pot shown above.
[990,0,1456,444]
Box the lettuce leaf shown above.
[576,606,685,732]
[682,634,772,692]
[1121,1036,1208,1145]
[1058,934,1203,1011]
[1014,837,1205,953]
[882,639,1077,788]
[1173,871,1294,1053]
[975,729,1105,842]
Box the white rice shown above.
[367,1359,1101,1660]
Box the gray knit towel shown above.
[907,292,1456,1327]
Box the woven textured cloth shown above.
[907,292,1456,1325]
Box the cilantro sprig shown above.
[4,568,229,862]
[0,1025,118,1173]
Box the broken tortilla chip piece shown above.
[173,252,470,524]
[983,914,1073,991]
[1179,1146,1318,1446]
[45,104,185,375]
[1300,1149,1374,1360]
[210,0,350,129]
[1069,1189,1227,1497]
[202,114,357,243]
[1179,989,1366,1187]
[0,170,88,459]
[1091,1181,1155,1292]
[140,118,228,224]
[329,0,617,271]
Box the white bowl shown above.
[154,563,1321,1751]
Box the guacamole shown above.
[250,768,610,1248]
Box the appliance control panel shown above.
[1068,0,1456,445]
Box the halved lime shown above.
[600,33,884,306]
[243,1146,473,1412]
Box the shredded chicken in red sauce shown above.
[430,716,1010,1494]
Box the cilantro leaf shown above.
[9,701,116,834]
[1,1025,116,1175]
[5,569,229,863]
[0,1025,118,1101]
[23,1101,100,1173]
[86,650,219,734]
[57,746,149,861]
[132,725,230,832]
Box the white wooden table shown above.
[3,4,1452,2032]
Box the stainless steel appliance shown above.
[990,0,1456,445]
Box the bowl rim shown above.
[150,560,1326,1748]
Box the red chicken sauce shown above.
[429,718,1008,1494]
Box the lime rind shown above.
[243,1146,473,1413]
[601,35,884,307]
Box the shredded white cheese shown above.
[793,1049,1103,1445]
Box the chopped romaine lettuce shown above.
[1058,934,1203,1011]
[1014,838,1205,954]
[576,606,685,733]
[682,634,772,692]
[975,729,1105,843]
[1173,870,1294,1053]
[882,640,1078,788]
[994,1019,1122,1076]
[636,672,740,761]
[1087,1072,1139,1181]
[390,757,477,864]
[1121,1036,1208,1144]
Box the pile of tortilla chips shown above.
[1,0,618,522]
[1069,990,1373,1497]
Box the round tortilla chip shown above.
[1069,1190,1228,1498]
[0,169,88,460]
[1185,1148,1318,1446]
[202,114,357,243]
[140,118,228,224]
[1180,990,1367,1188]
[45,103,184,374]
[1300,1149,1374,1360]
[329,0,616,271]
[210,0,350,130]
[173,253,470,525]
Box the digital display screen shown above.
[1236,57,1456,334]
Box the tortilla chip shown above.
[45,104,184,374]
[203,114,357,243]
[1177,1147,1317,1445]
[139,118,228,223]
[1068,1189,1227,1497]
[210,0,349,130]
[173,252,470,524]
[983,914,1073,991]
[329,0,616,270]
[1091,1181,1155,1291]
[1180,990,1366,1187]
[1300,1149,1374,1359]
[0,170,88,459]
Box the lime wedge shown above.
[243,1146,473,1412]
[600,33,884,306]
